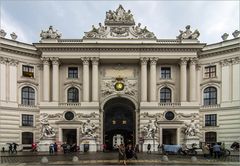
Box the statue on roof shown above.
[132,23,155,39]
[84,23,107,38]
[40,26,61,39]
[177,25,200,40]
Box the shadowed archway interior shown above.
[103,97,136,150]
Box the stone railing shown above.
[156,39,180,44]
[158,102,181,107]
[58,39,83,43]
[18,104,38,109]
[58,102,81,107]
[200,104,220,109]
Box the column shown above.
[159,127,163,145]
[82,57,90,102]
[58,128,62,143]
[177,128,180,144]
[42,57,50,101]
[51,57,59,102]
[232,57,240,101]
[221,60,231,102]
[9,59,18,102]
[189,58,197,102]
[150,57,158,102]
[140,57,148,102]
[91,57,99,102]
[0,57,7,101]
[180,57,188,102]
[77,128,80,146]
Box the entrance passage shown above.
[162,129,177,145]
[103,97,135,150]
[63,129,77,145]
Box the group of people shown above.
[49,142,58,154]
[61,142,78,154]
[118,144,138,165]
[7,143,18,153]
[202,142,225,159]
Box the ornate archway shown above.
[103,97,136,150]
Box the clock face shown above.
[115,82,124,91]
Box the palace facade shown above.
[0,5,239,151]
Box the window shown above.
[204,66,216,78]
[161,67,171,79]
[67,87,79,102]
[160,87,171,103]
[22,132,33,144]
[22,114,34,126]
[205,132,217,144]
[204,87,217,105]
[22,87,35,105]
[68,67,78,78]
[22,65,34,78]
[205,114,217,126]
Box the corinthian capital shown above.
[8,59,19,66]
[140,57,149,65]
[81,57,90,65]
[50,57,60,65]
[41,57,50,65]
[180,57,189,65]
[149,57,158,65]
[0,57,8,64]
[91,57,99,65]
[189,57,198,65]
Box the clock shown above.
[115,82,124,91]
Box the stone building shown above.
[0,5,239,151]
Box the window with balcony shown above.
[160,87,171,103]
[203,87,217,105]
[21,86,35,105]
[67,87,79,102]
[205,114,217,126]
[68,67,78,78]
[161,67,171,79]
[22,114,34,126]
[204,65,216,78]
[22,65,34,78]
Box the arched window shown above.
[22,132,33,144]
[204,87,217,105]
[22,86,35,105]
[205,132,217,144]
[160,87,171,103]
[67,87,79,102]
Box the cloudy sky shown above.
[1,0,239,44]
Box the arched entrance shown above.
[103,97,136,150]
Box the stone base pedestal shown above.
[184,136,200,148]
[80,137,97,152]
[38,139,55,152]
[143,138,159,152]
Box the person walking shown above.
[147,144,151,154]
[202,144,210,159]
[118,144,127,165]
[213,143,221,159]
[54,142,58,152]
[12,143,18,153]
[8,144,13,154]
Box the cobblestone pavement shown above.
[0,151,239,165]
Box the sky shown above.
[0,0,239,44]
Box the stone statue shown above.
[184,119,199,137]
[0,29,7,38]
[40,113,56,139]
[177,25,200,40]
[81,119,97,138]
[40,26,61,39]
[105,5,134,23]
[132,23,155,38]
[143,119,158,139]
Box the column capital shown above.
[189,57,198,65]
[220,59,231,67]
[91,57,99,65]
[50,57,60,65]
[149,57,158,65]
[180,57,189,65]
[81,57,90,65]
[0,57,8,64]
[8,59,19,66]
[231,57,240,65]
[41,57,50,65]
[140,57,149,65]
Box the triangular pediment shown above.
[83,5,156,40]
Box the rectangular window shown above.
[22,114,33,126]
[22,65,34,78]
[68,67,78,78]
[205,114,217,126]
[161,67,171,79]
[204,66,216,78]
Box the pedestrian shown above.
[49,143,54,154]
[118,144,126,165]
[202,144,210,159]
[54,142,58,152]
[8,144,13,154]
[13,143,18,153]
[61,142,67,154]
[213,143,221,159]
[147,144,151,154]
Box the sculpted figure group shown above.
[177,25,200,40]
[40,26,61,39]
[106,5,134,22]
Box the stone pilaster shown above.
[91,57,99,102]
[140,57,148,102]
[8,59,18,102]
[0,57,7,101]
[82,57,90,102]
[149,57,158,102]
[51,57,59,102]
[189,58,198,102]
[180,57,188,102]
[42,57,50,102]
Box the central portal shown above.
[103,97,135,150]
